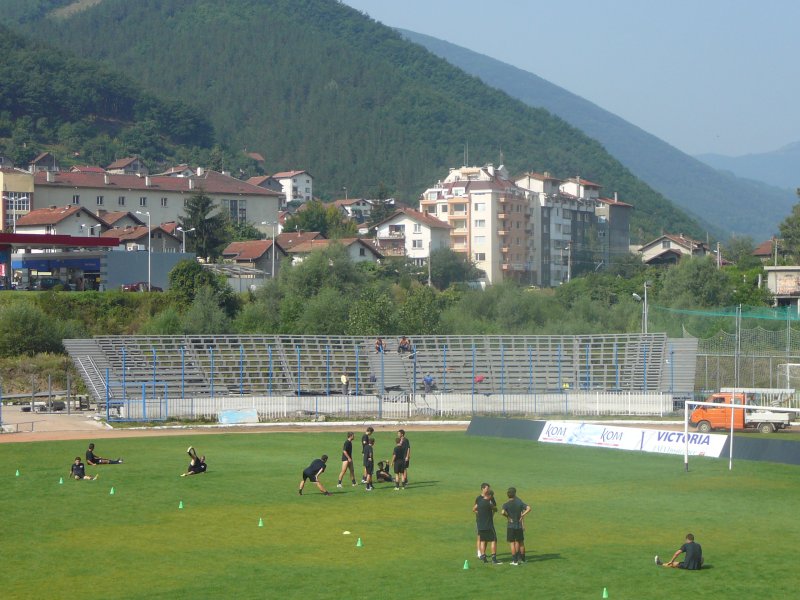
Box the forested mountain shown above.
[1,0,704,243]
[399,29,794,241]
[0,22,218,168]
[697,142,800,191]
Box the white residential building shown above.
[32,167,282,235]
[421,164,529,284]
[373,207,451,265]
[272,170,313,204]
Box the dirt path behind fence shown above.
[0,405,469,444]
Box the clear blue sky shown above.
[343,0,800,157]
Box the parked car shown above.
[31,277,72,291]
[121,282,163,292]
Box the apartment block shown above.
[421,165,529,284]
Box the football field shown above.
[1,429,797,599]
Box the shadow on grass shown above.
[525,553,563,563]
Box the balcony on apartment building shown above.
[378,245,406,257]
[501,262,526,271]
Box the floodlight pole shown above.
[136,211,151,291]
[262,220,277,278]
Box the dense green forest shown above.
[0,23,262,173]
[1,0,703,242]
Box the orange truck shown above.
[690,392,792,434]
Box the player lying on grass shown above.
[299,455,332,496]
[86,443,123,465]
[181,447,207,476]
[655,533,704,569]
[70,457,97,480]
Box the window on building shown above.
[118,196,125,206]
[222,198,247,224]
[72,194,80,205]
[139,197,147,207]
[474,202,485,212]
[474,219,485,228]
[412,239,423,249]
[474,252,486,261]
[359,247,366,257]
[413,223,421,233]
[662,240,670,249]
[439,204,448,213]
[161,197,168,207]
[96,195,104,206]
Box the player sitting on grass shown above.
[299,455,332,496]
[70,457,97,480]
[656,533,704,570]
[86,443,122,465]
[375,461,393,483]
[181,447,207,476]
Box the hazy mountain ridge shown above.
[399,29,794,240]
[1,0,703,242]
[697,142,800,191]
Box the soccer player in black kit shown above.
[337,432,356,488]
[298,455,331,496]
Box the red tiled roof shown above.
[30,152,54,164]
[71,165,106,174]
[287,237,382,257]
[160,221,178,234]
[34,169,280,196]
[247,175,271,186]
[569,176,602,188]
[155,164,193,176]
[663,233,704,249]
[753,239,775,257]
[332,198,366,207]
[375,207,451,229]
[96,210,142,226]
[276,231,325,249]
[272,170,309,179]
[222,239,284,261]
[16,205,101,227]
[597,196,633,208]
[106,157,138,170]
[101,225,177,242]
[519,171,563,182]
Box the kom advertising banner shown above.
[539,421,727,457]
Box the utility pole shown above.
[427,240,432,287]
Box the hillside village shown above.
[3,152,771,296]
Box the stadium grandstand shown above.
[64,334,696,420]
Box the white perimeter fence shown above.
[113,391,674,421]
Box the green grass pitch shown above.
[1,430,798,599]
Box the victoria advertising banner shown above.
[539,421,727,457]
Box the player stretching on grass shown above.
[86,442,122,465]
[656,533,704,569]
[70,457,97,480]
[181,447,207,476]
[337,432,357,488]
[299,455,332,496]
[501,487,531,566]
